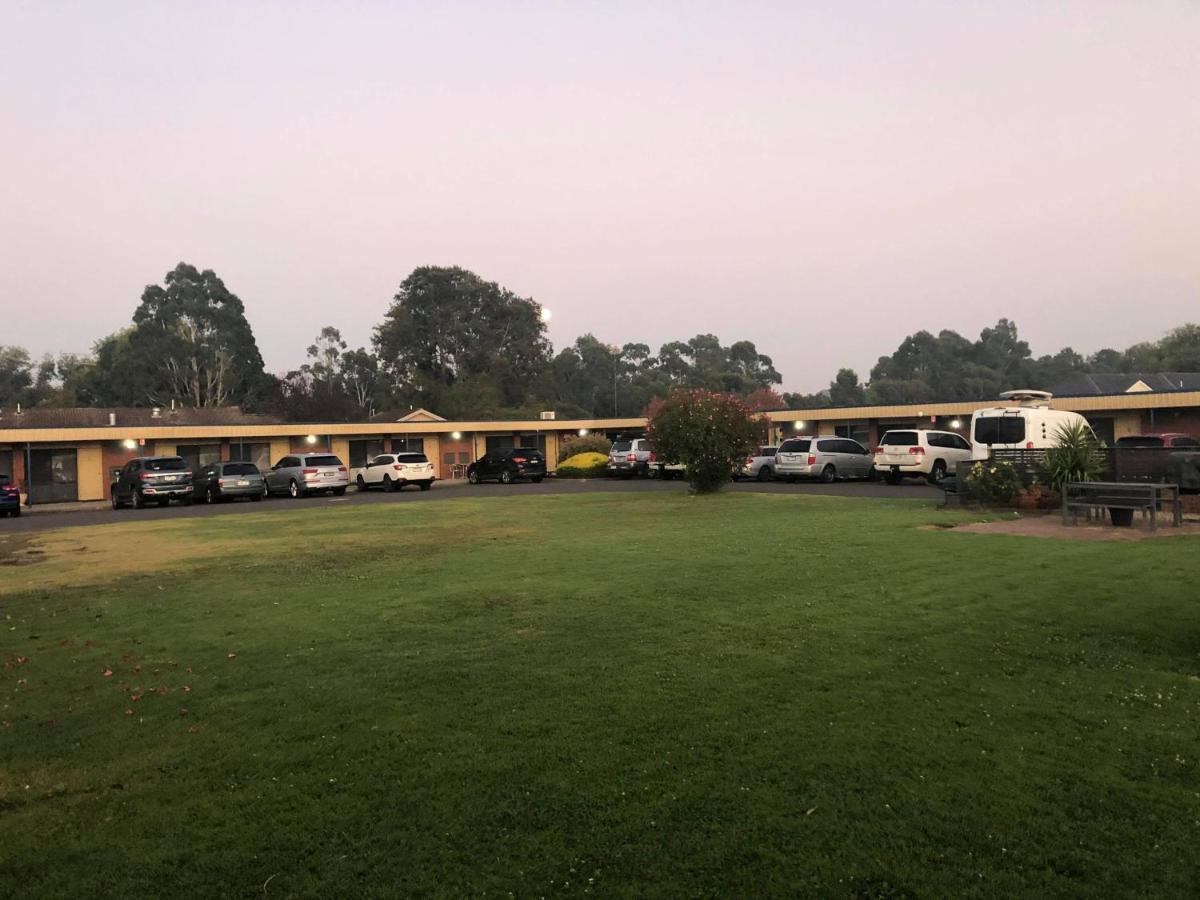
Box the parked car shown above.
[0,474,20,517]
[467,448,547,484]
[111,456,193,509]
[775,436,874,482]
[356,452,435,492]
[265,453,348,498]
[193,461,267,503]
[970,390,1091,460]
[737,446,778,481]
[1115,433,1200,448]
[608,437,654,477]
[873,429,972,484]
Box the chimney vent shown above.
[108,412,117,426]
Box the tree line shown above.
[2,262,1197,418]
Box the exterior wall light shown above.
[950,419,962,429]
[451,431,462,440]
[793,421,804,430]
[305,434,318,444]
[578,428,588,436]
[122,439,138,450]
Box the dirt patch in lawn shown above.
[947,514,1200,541]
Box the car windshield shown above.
[779,439,811,453]
[513,450,542,458]
[1115,436,1165,447]
[395,453,429,463]
[611,441,631,453]
[146,458,187,471]
[880,431,918,446]
[973,417,1025,445]
[222,463,260,475]
[305,455,342,467]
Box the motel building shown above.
[1,377,1199,504]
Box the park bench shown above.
[1062,481,1182,531]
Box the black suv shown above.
[467,448,547,484]
[111,456,194,509]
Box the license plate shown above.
[324,472,334,477]
[237,480,250,486]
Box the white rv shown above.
[969,390,1090,460]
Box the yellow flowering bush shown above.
[964,460,1022,505]
[556,451,609,477]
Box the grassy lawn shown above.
[1,493,1198,897]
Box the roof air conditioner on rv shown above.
[998,390,1053,408]
[540,411,556,420]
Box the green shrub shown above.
[964,460,1022,505]
[557,433,613,463]
[1036,421,1106,492]
[556,451,609,477]
[646,390,759,494]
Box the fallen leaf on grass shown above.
[124,709,133,716]
[102,668,113,678]
[182,685,192,693]
[130,694,141,702]
[227,653,237,659]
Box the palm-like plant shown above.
[1037,421,1106,492]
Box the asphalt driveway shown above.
[0,476,942,534]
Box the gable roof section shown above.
[370,408,448,423]
[1051,372,1200,397]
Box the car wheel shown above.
[820,465,836,483]
[206,486,219,504]
[332,486,346,496]
[928,460,947,485]
[356,474,367,492]
[419,481,432,491]
[499,470,514,485]
[468,470,480,484]
[111,493,121,510]
[289,479,303,499]
[756,466,773,482]
[132,490,145,510]
[382,475,394,492]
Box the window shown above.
[518,434,547,453]
[349,440,385,468]
[762,447,777,457]
[485,435,517,452]
[834,422,870,446]
[305,455,342,467]
[443,452,455,467]
[176,444,221,472]
[779,439,811,453]
[973,416,1025,445]
[371,455,394,467]
[816,440,839,453]
[230,442,271,471]
[880,431,918,446]
[391,437,424,454]
[1172,437,1200,448]
[28,448,78,503]
[146,457,187,471]
[395,453,429,464]
[278,457,299,469]
[949,435,971,451]
[221,463,260,476]
[840,439,867,455]
[611,440,632,453]
[457,452,469,464]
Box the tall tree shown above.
[104,263,271,407]
[374,266,551,414]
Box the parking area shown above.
[0,475,941,533]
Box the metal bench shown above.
[1062,481,1182,530]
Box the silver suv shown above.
[608,437,654,477]
[775,436,874,482]
[265,453,349,498]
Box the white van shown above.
[969,390,1089,460]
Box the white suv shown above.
[873,429,972,484]
[357,452,436,492]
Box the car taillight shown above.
[627,453,636,463]
[649,451,657,463]
[1026,442,1034,449]
[393,464,404,471]
[512,456,527,464]
[807,454,816,465]
[908,446,925,455]
[745,457,753,465]
[0,483,13,491]
[303,468,318,474]
[873,447,884,454]
[139,472,153,480]
[338,466,347,472]
[217,479,226,486]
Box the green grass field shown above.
[1,494,1198,897]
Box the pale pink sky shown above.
[1,1,1197,391]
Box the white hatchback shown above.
[357,452,436,492]
[873,429,972,484]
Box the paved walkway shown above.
[1,476,941,533]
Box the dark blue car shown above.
[0,474,20,518]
